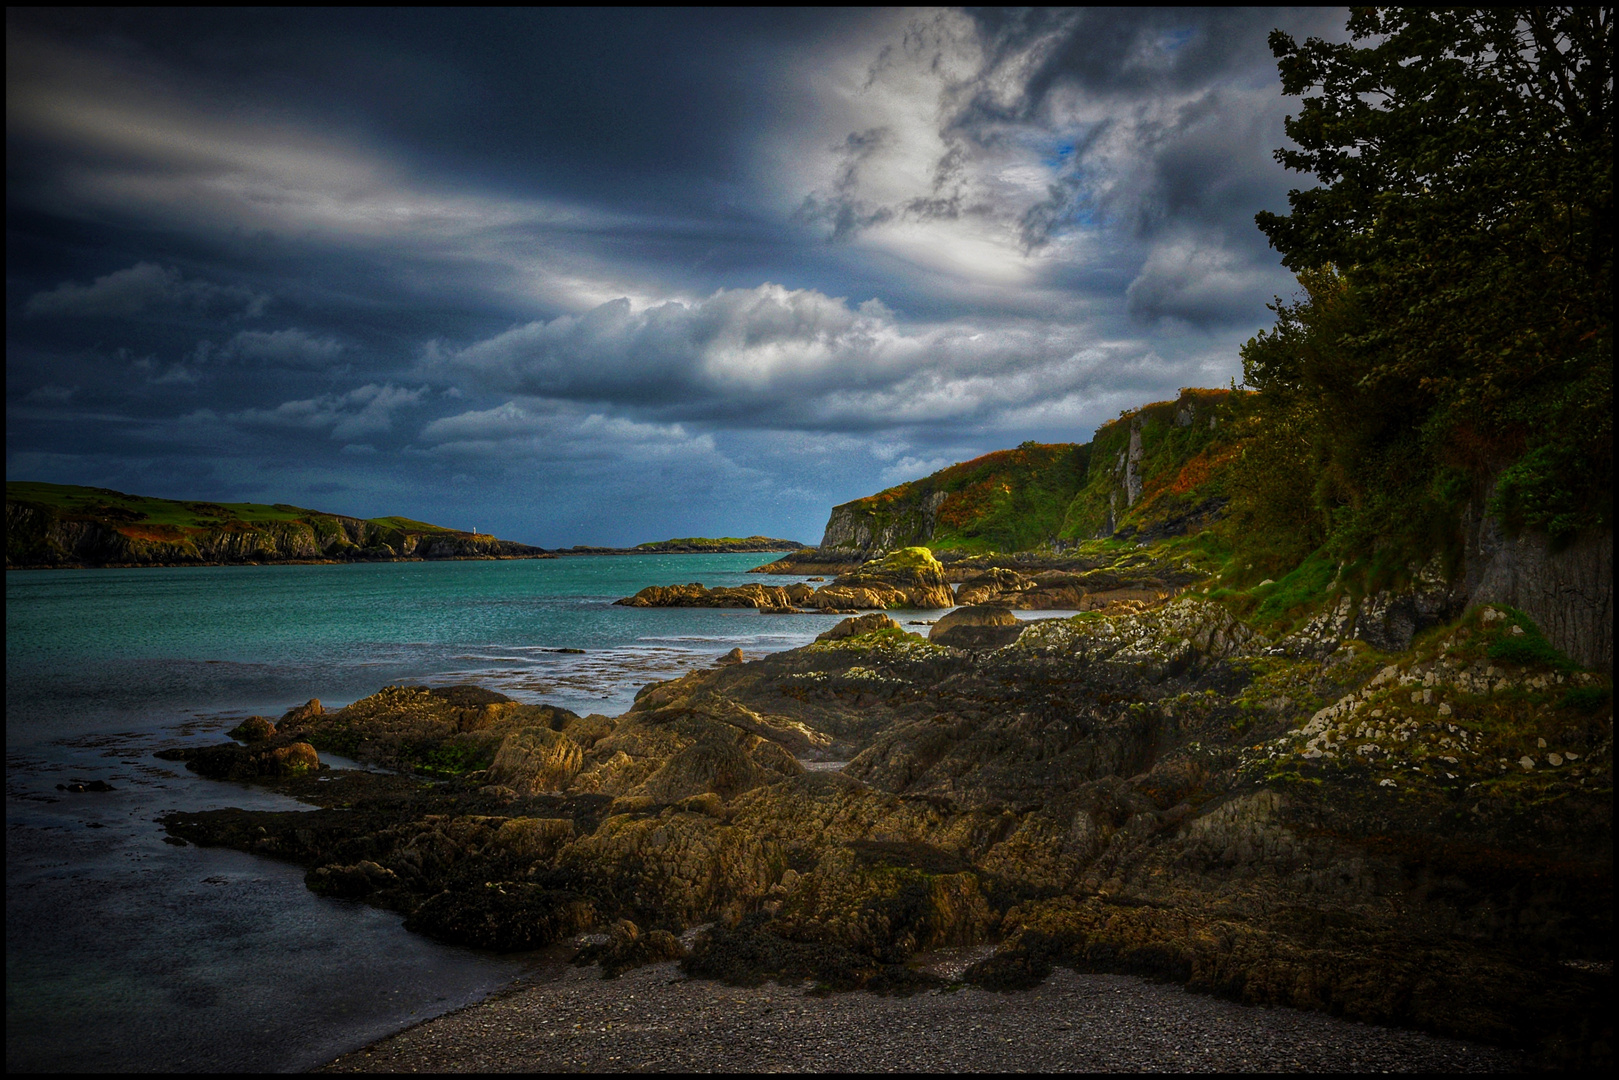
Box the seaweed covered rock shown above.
[227,715,277,743]
[156,737,320,780]
[574,919,689,978]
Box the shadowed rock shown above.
[929,605,1025,649]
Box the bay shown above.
[5,554,852,1072]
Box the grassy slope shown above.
[837,442,1092,554]
[6,482,462,535]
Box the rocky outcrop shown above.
[953,563,1199,612]
[817,613,903,642]
[820,491,950,552]
[627,549,954,612]
[802,547,955,610]
[614,583,813,611]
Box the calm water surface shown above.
[6,555,870,1072]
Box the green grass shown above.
[1484,606,1579,671]
[8,482,466,537]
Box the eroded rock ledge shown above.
[161,599,1612,1068]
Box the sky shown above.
[6,7,1351,547]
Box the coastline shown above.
[5,553,559,570]
[319,954,1525,1073]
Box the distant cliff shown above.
[809,388,1240,560]
[5,483,550,568]
[819,442,1092,555]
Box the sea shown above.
[6,554,914,1073]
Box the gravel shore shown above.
[319,948,1524,1073]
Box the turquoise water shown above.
[7,554,844,744]
[6,554,886,1072]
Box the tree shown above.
[1245,7,1612,550]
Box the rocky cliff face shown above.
[1462,516,1612,670]
[819,491,948,551]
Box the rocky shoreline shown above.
[154,572,1613,1068]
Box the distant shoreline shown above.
[4,549,808,571]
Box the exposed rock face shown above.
[820,491,950,552]
[1464,523,1612,669]
[928,606,1025,649]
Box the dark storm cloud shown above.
[24,262,268,319]
[7,8,1348,545]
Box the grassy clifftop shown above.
[5,482,546,567]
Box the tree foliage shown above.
[1240,7,1612,560]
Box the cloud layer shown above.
[6,8,1348,545]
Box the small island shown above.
[561,536,809,556]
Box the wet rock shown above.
[155,738,319,780]
[715,647,746,666]
[307,859,400,899]
[56,779,116,793]
[227,716,277,743]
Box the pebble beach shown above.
[320,951,1525,1073]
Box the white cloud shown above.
[434,280,1166,432]
[230,383,425,439]
[23,262,268,319]
[879,454,963,485]
[419,398,718,465]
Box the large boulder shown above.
[928,605,1026,649]
[816,613,902,642]
[806,547,954,610]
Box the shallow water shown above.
[6,554,914,1072]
